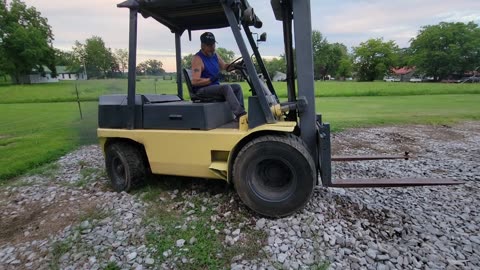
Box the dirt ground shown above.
[0,193,101,247]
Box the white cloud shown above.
[314,0,480,48]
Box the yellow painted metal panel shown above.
[209,161,229,179]
[97,122,296,179]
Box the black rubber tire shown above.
[233,134,316,217]
[105,142,146,192]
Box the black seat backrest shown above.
[183,68,224,103]
[183,68,198,101]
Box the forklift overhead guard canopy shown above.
[270,0,289,21]
[117,0,263,33]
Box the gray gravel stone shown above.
[144,258,154,265]
[256,218,266,230]
[2,124,479,270]
[127,252,137,261]
[367,249,377,259]
[277,253,287,263]
[176,239,186,247]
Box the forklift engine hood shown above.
[118,0,263,33]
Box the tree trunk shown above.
[13,73,20,84]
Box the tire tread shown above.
[233,134,316,217]
[105,142,146,192]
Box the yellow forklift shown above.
[98,0,459,217]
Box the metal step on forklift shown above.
[98,0,460,217]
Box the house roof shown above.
[32,66,52,74]
[56,66,69,74]
[391,67,415,75]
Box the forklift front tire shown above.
[105,142,146,192]
[233,134,316,217]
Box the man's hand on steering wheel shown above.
[226,56,245,72]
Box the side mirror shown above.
[258,32,267,42]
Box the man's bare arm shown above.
[191,55,211,86]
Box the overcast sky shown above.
[19,0,480,71]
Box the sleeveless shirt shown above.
[193,50,220,90]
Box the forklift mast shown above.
[274,0,317,155]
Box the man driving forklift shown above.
[191,32,247,120]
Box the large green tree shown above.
[263,56,286,78]
[396,48,412,69]
[137,59,165,76]
[181,53,194,69]
[353,38,399,81]
[410,22,480,81]
[73,36,115,78]
[336,56,353,79]
[216,47,235,63]
[312,30,350,79]
[54,49,73,66]
[114,48,128,75]
[0,0,56,83]
[53,48,85,73]
[312,30,329,79]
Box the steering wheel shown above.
[226,56,245,71]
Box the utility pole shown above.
[83,58,87,80]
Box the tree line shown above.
[0,0,166,83]
[1,0,479,83]
[56,36,167,79]
[263,23,480,81]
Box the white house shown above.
[56,66,88,81]
[18,66,87,84]
[272,71,287,82]
[18,66,58,84]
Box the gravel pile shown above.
[236,122,480,270]
[0,122,479,269]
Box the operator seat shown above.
[183,68,225,103]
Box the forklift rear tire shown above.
[233,134,316,217]
[105,142,146,192]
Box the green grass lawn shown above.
[0,79,179,104]
[1,79,479,181]
[318,94,480,131]
[1,93,479,181]
[1,79,479,104]
[309,81,480,97]
[0,102,98,181]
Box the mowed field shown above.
[1,78,480,103]
[1,79,479,181]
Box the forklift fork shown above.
[316,116,462,188]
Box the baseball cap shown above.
[200,32,216,45]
